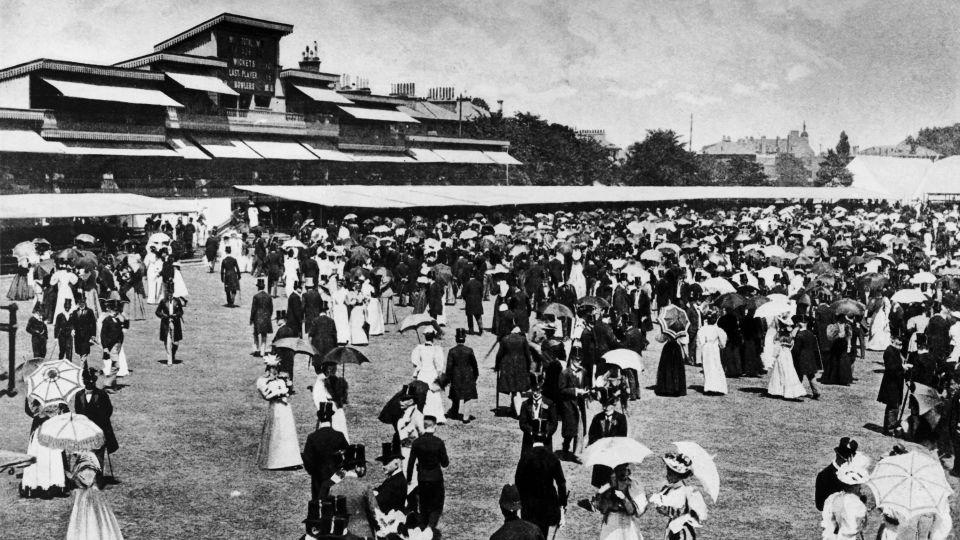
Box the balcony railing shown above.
[173,109,338,137]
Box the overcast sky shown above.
[3,0,958,151]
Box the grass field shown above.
[1,264,958,539]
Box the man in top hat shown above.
[587,387,628,488]
[301,278,323,337]
[221,246,241,307]
[877,334,907,435]
[427,272,445,324]
[407,415,449,532]
[611,273,631,320]
[445,328,479,423]
[288,280,305,337]
[490,484,544,540]
[519,373,558,453]
[463,271,485,335]
[540,324,566,404]
[273,310,298,388]
[70,295,97,364]
[204,233,219,273]
[313,444,371,539]
[26,305,48,359]
[815,436,859,511]
[313,360,349,440]
[74,366,119,479]
[250,277,274,357]
[303,402,349,500]
[515,419,568,539]
[557,352,589,462]
[496,326,534,417]
[99,299,125,387]
[368,442,408,532]
[156,287,184,365]
[308,301,338,375]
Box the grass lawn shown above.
[0,264,957,539]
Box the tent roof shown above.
[0,193,199,220]
[913,156,960,196]
[846,155,934,199]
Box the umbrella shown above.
[493,223,512,236]
[910,271,936,285]
[830,299,865,317]
[867,451,953,521]
[322,346,371,365]
[12,241,37,263]
[700,277,736,295]
[259,205,271,212]
[399,313,439,334]
[811,261,835,276]
[656,242,681,254]
[910,383,942,417]
[602,349,643,373]
[715,293,747,310]
[639,249,662,263]
[891,289,928,305]
[37,412,104,452]
[374,266,394,286]
[510,244,529,258]
[343,213,357,220]
[272,338,317,356]
[754,301,794,319]
[673,441,720,503]
[581,437,652,468]
[542,303,574,319]
[74,233,96,244]
[657,305,689,339]
[459,229,478,240]
[0,450,35,474]
[281,238,306,250]
[372,225,392,234]
[578,296,610,310]
[937,266,960,277]
[761,245,787,258]
[27,359,82,408]
[147,232,171,245]
[424,238,442,252]
[859,272,889,291]
[626,222,645,235]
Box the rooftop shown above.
[153,13,294,52]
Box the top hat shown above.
[257,277,266,288]
[529,372,545,391]
[499,484,522,513]
[302,499,323,525]
[375,442,402,464]
[834,437,858,459]
[455,328,467,343]
[595,386,618,406]
[316,402,335,422]
[399,384,417,401]
[276,310,287,320]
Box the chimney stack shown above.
[390,82,416,98]
[427,86,456,101]
[299,40,322,72]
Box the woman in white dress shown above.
[329,278,351,345]
[410,331,446,424]
[50,263,78,321]
[696,312,728,395]
[283,249,300,297]
[347,282,369,346]
[65,451,124,540]
[767,316,807,400]
[867,293,891,351]
[568,250,588,299]
[648,453,709,540]
[312,361,350,441]
[364,277,385,337]
[255,358,302,470]
[20,400,68,498]
[760,314,778,370]
[396,395,424,496]
[820,455,870,540]
[596,463,647,540]
[145,251,164,304]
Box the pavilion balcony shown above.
[170,108,338,137]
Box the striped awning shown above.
[192,138,261,159]
[431,149,496,164]
[301,141,354,161]
[42,78,183,107]
[58,141,179,157]
[408,148,445,163]
[165,72,238,96]
[242,139,317,160]
[338,106,419,123]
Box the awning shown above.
[169,138,210,159]
[59,141,179,157]
[0,193,199,220]
[292,85,353,104]
[408,148,445,163]
[301,141,354,161]
[338,106,419,123]
[243,139,317,160]
[165,72,239,96]
[192,138,261,159]
[483,151,522,165]
[42,78,183,107]
[0,129,64,153]
[345,153,416,163]
[432,149,496,164]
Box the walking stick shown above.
[495,369,500,411]
[106,452,116,480]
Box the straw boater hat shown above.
[662,452,694,476]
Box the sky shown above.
[2,0,958,151]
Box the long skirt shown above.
[7,273,34,301]
[655,341,687,397]
[599,511,644,540]
[367,298,385,336]
[66,486,124,540]
[701,345,727,395]
[332,305,350,344]
[741,339,764,376]
[20,430,66,498]
[721,344,742,378]
[349,305,368,346]
[257,400,303,470]
[767,347,806,399]
[822,344,853,385]
[867,309,891,351]
[423,389,446,424]
[760,326,777,370]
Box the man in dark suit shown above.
[287,280,304,337]
[558,354,588,461]
[302,403,349,499]
[518,373,558,452]
[250,278,273,357]
[587,388,628,488]
[611,274,631,320]
[301,278,323,336]
[74,367,119,478]
[815,437,858,510]
[445,328,479,422]
[273,310,298,387]
[878,336,906,434]
[427,274,445,323]
[70,295,97,363]
[204,234,219,273]
[99,300,125,387]
[308,302,338,374]
[301,254,319,289]
[496,327,534,417]
[220,246,241,306]
[55,298,73,360]
[490,484,545,540]
[369,442,407,521]
[265,246,283,297]
[515,419,567,539]
[26,306,48,359]
[407,415,449,532]
[463,273,485,335]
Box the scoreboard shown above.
[216,30,278,96]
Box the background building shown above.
[701,124,817,181]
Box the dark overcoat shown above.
[74,388,119,453]
[250,291,274,334]
[445,344,479,401]
[496,333,532,394]
[514,446,567,529]
[877,345,905,406]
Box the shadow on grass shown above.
[862,423,887,435]
[156,359,184,365]
[490,406,515,418]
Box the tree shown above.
[815,132,855,187]
[726,156,768,186]
[468,97,491,112]
[836,130,851,158]
[774,153,811,186]
[916,124,960,156]
[620,130,703,186]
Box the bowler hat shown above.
[316,402,335,422]
[455,328,467,343]
[375,442,402,464]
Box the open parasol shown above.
[867,451,953,521]
[602,349,643,373]
[74,233,96,244]
[656,242,681,254]
[37,412,104,452]
[399,313,440,334]
[891,289,928,305]
[493,223,512,236]
[322,346,371,365]
[754,300,794,320]
[459,229,478,240]
[27,359,82,408]
[674,441,720,503]
[281,238,306,250]
[542,302,574,320]
[578,296,610,310]
[700,277,736,295]
[715,293,747,310]
[761,245,787,258]
[830,299,865,317]
[272,338,317,356]
[639,249,663,263]
[581,437,652,468]
[657,305,689,340]
[12,241,38,264]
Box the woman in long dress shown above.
[867,294,892,351]
[760,315,778,370]
[65,451,123,540]
[767,316,807,400]
[411,331,446,424]
[347,282,369,346]
[283,249,300,297]
[312,361,350,441]
[50,263,78,322]
[329,278,351,345]
[597,464,647,540]
[697,313,727,395]
[568,250,588,299]
[20,400,68,498]
[365,277,385,337]
[648,453,709,540]
[255,359,302,470]
[7,259,35,301]
[654,332,687,397]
